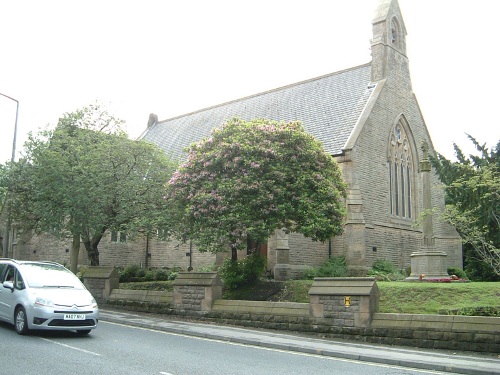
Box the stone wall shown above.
[207,304,500,354]
[12,230,218,271]
[173,285,206,314]
[315,296,358,326]
[85,278,107,300]
[82,267,120,299]
[102,275,497,354]
[172,272,222,315]
[105,292,500,354]
[370,313,500,353]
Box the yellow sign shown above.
[344,296,351,306]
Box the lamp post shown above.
[0,92,19,258]
[0,93,19,163]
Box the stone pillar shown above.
[309,277,379,328]
[82,267,120,300]
[274,229,291,280]
[345,185,367,275]
[407,141,448,280]
[172,272,222,315]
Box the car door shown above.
[0,265,17,322]
[0,263,7,320]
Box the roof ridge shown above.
[156,62,371,125]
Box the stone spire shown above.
[370,0,408,82]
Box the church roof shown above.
[140,63,375,159]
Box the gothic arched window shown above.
[389,17,406,54]
[388,119,414,219]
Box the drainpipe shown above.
[187,240,193,271]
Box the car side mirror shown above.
[2,281,14,291]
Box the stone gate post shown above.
[309,277,379,327]
[82,266,120,301]
[172,272,222,315]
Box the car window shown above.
[14,271,25,290]
[4,266,15,283]
[0,264,6,280]
[19,263,84,289]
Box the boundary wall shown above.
[99,273,500,354]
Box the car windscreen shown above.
[19,263,85,289]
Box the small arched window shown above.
[388,119,414,219]
[390,17,404,52]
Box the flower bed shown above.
[418,274,469,283]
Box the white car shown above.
[0,259,99,335]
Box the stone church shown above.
[9,0,462,278]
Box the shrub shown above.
[244,252,267,283]
[144,270,155,281]
[447,267,468,279]
[155,269,170,281]
[136,268,146,278]
[371,259,397,273]
[438,306,499,317]
[197,264,218,272]
[168,271,179,281]
[220,253,267,290]
[219,260,244,290]
[303,256,348,279]
[368,259,405,281]
[120,264,141,282]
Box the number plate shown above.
[64,314,86,320]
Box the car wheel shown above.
[76,329,91,335]
[15,307,29,335]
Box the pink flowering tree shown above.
[165,117,347,261]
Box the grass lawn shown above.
[119,279,500,316]
[377,281,500,315]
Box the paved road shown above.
[0,317,467,375]
[100,308,500,375]
[1,309,498,375]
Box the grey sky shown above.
[1,0,498,163]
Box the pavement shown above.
[99,308,500,375]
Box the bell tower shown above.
[370,0,408,82]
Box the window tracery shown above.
[388,120,413,219]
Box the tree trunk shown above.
[70,232,80,273]
[231,245,238,261]
[82,229,105,266]
[87,247,100,266]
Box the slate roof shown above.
[140,63,374,160]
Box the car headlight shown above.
[35,297,54,308]
[91,297,98,309]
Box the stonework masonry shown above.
[172,272,222,315]
[104,274,499,354]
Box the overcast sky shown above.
[1,0,499,164]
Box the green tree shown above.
[431,135,499,280]
[0,163,8,207]
[165,117,347,261]
[8,104,176,270]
